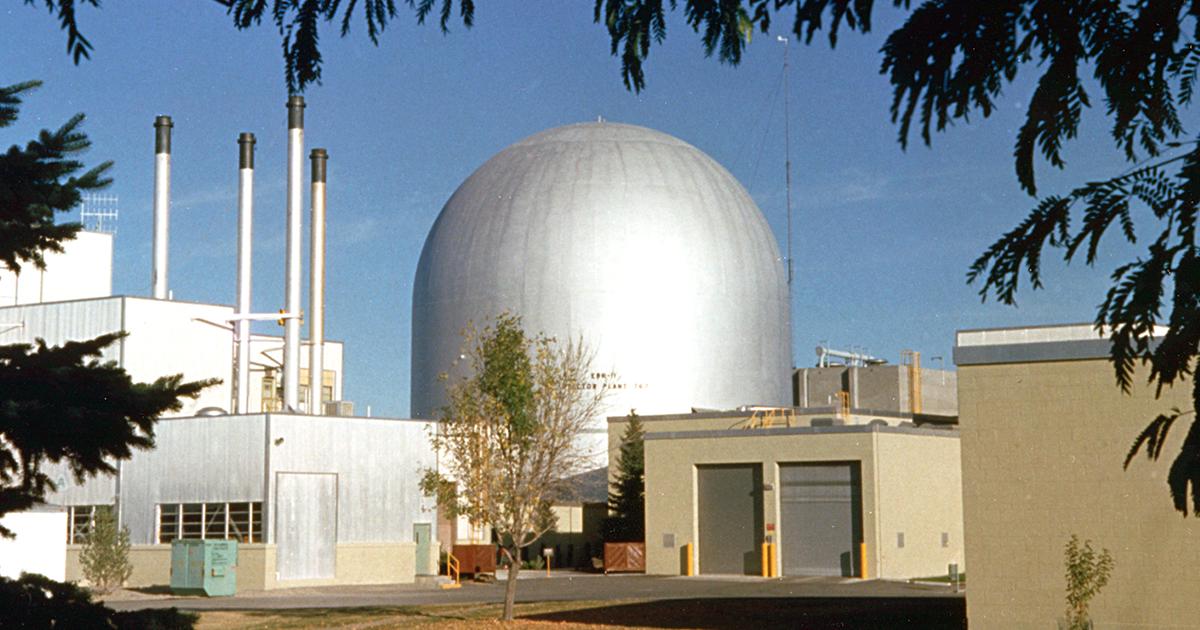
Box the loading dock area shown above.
[643,423,962,580]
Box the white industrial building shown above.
[0,98,440,589]
[41,413,437,589]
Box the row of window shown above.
[158,502,263,543]
[66,502,263,544]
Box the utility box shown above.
[170,539,238,596]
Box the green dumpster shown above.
[170,539,238,596]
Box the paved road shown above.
[105,572,961,611]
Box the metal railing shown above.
[443,552,461,589]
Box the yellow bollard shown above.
[769,543,779,577]
[684,542,694,576]
[859,542,868,579]
[761,543,770,577]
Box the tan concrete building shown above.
[956,324,1200,629]
[620,411,963,579]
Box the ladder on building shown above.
[901,350,923,414]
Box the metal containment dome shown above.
[412,122,791,459]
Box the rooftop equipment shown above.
[815,345,888,368]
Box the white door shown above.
[275,472,337,580]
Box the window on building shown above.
[159,504,180,544]
[261,370,281,412]
[156,502,263,544]
[66,505,110,544]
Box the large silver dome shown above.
[411,122,791,457]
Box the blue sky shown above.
[2,2,1141,416]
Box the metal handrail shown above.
[447,552,460,586]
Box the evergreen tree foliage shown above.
[0,80,109,273]
[79,505,132,594]
[0,573,197,628]
[598,0,1200,517]
[29,0,478,93]
[606,411,645,542]
[422,313,607,621]
[0,82,216,533]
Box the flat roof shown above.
[954,323,1164,366]
[644,423,958,442]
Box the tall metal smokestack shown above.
[152,116,172,299]
[309,148,327,415]
[283,96,304,412]
[235,132,256,414]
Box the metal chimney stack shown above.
[309,148,328,415]
[152,116,173,299]
[283,96,304,412]
[235,132,256,414]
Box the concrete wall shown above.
[959,356,1200,630]
[642,425,962,579]
[66,545,173,589]
[793,365,957,418]
[854,366,903,411]
[64,542,415,590]
[874,432,963,578]
[0,231,112,306]
[0,510,67,580]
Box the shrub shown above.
[79,505,133,593]
[1062,534,1114,630]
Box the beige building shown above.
[956,324,1200,629]
[614,411,963,579]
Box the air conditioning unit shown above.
[322,400,354,417]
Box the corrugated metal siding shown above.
[0,297,123,364]
[118,415,267,544]
[40,460,119,506]
[266,415,436,543]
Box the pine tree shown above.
[0,82,216,531]
[607,411,645,542]
[79,506,132,594]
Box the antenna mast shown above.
[81,194,119,234]
[777,35,793,288]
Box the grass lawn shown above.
[193,596,967,629]
[195,599,650,629]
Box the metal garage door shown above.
[275,472,338,580]
[697,464,763,575]
[779,462,862,577]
